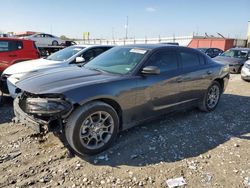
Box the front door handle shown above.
[9,55,17,57]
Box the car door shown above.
[45,34,54,45]
[33,34,44,46]
[177,49,212,103]
[135,49,182,118]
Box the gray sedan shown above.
[14,45,229,155]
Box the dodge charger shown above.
[13,45,230,155]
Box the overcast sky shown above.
[1,0,249,39]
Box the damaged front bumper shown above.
[14,96,49,133]
[13,93,73,134]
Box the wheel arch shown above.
[74,97,123,131]
[213,78,224,93]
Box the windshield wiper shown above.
[84,66,122,75]
[84,66,107,73]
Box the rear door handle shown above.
[207,70,212,75]
[176,78,183,83]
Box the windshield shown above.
[84,47,148,74]
[220,49,249,58]
[46,46,85,61]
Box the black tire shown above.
[52,40,59,46]
[241,76,250,82]
[0,91,3,106]
[65,101,119,155]
[39,49,47,57]
[199,81,222,112]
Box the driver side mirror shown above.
[75,57,85,63]
[141,66,160,75]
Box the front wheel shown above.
[0,91,3,106]
[65,101,119,155]
[199,81,222,112]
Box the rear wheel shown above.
[52,40,59,46]
[65,101,119,155]
[199,81,221,112]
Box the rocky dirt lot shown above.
[0,74,250,188]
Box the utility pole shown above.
[247,21,250,47]
[125,16,128,39]
[112,27,114,40]
[50,25,53,34]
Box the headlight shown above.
[244,63,250,69]
[222,65,229,72]
[25,98,72,116]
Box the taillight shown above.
[33,42,38,50]
[33,42,40,58]
[36,51,41,58]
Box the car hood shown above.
[213,56,243,65]
[3,58,66,75]
[16,66,119,94]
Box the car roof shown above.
[197,47,221,49]
[122,44,169,49]
[121,44,196,52]
[74,44,115,48]
[229,48,250,51]
[0,37,34,42]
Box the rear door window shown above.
[180,50,200,68]
[82,49,95,62]
[213,48,222,56]
[94,48,105,56]
[9,41,23,51]
[206,49,214,57]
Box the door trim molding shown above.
[153,98,198,111]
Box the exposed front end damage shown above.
[13,91,73,134]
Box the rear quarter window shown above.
[32,41,38,50]
[199,54,206,65]
[9,40,23,51]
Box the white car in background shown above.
[1,45,114,98]
[24,33,64,47]
[241,60,250,81]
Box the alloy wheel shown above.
[207,85,220,109]
[79,111,114,150]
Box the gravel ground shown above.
[0,74,250,188]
